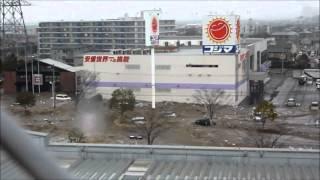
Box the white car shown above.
[306,78,313,85]
[160,111,177,118]
[131,117,145,124]
[310,101,319,111]
[286,98,300,107]
[51,94,72,101]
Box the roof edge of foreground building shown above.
[10,131,320,179]
[2,130,319,179]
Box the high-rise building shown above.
[37,12,176,58]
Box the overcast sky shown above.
[23,0,319,24]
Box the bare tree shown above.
[253,133,282,148]
[136,109,168,145]
[68,128,85,143]
[247,125,286,148]
[75,70,99,106]
[193,89,224,125]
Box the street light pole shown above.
[31,57,34,94]
[37,58,40,94]
[52,64,56,109]
[151,47,155,109]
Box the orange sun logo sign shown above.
[151,16,158,33]
[207,18,231,43]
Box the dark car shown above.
[298,79,306,85]
[194,118,211,126]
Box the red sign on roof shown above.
[84,55,130,63]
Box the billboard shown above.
[202,15,240,54]
[143,10,161,46]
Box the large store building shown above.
[74,37,269,105]
[37,11,176,59]
[73,14,270,105]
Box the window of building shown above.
[125,64,140,70]
[250,55,254,70]
[186,64,218,68]
[156,65,171,70]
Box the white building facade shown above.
[76,47,250,106]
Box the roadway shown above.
[269,70,320,128]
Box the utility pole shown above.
[51,64,56,109]
[0,0,31,91]
[37,58,40,94]
[52,64,56,109]
[31,56,34,94]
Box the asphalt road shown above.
[272,75,320,110]
[269,71,320,133]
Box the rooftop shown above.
[1,131,319,180]
[272,31,299,36]
[39,58,76,72]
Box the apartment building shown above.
[38,13,176,58]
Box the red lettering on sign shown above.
[123,56,129,62]
[96,56,102,62]
[109,57,115,62]
[90,56,96,62]
[85,55,130,63]
[117,56,123,62]
[102,56,108,62]
[85,56,90,62]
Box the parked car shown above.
[134,102,145,108]
[128,135,143,140]
[286,98,300,107]
[131,117,145,124]
[160,111,177,118]
[298,78,306,85]
[51,94,72,101]
[252,111,263,121]
[310,101,319,111]
[194,118,211,126]
[317,83,320,90]
[305,120,320,128]
[306,78,313,85]
[10,102,21,106]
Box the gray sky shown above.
[23,0,319,24]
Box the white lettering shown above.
[223,46,234,53]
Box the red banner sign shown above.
[239,50,249,62]
[84,55,130,63]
